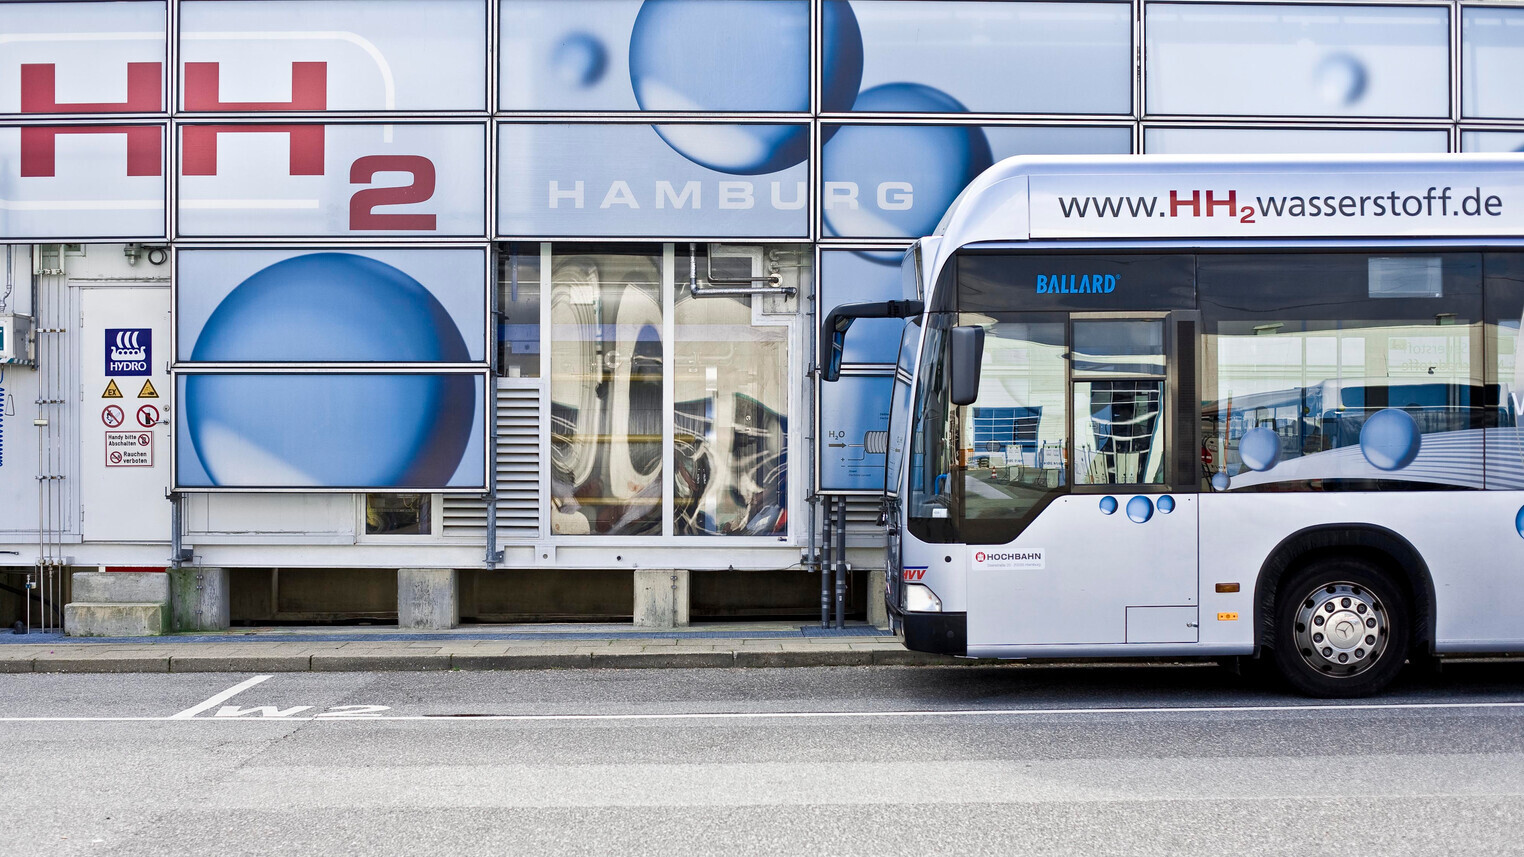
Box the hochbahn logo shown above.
[973,549,1045,570]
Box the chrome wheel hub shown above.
[1292,581,1388,677]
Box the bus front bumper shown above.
[890,603,967,656]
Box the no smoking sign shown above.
[105,431,153,467]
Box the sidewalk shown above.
[0,622,964,673]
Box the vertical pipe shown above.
[834,495,846,629]
[819,494,832,628]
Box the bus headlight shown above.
[904,583,942,613]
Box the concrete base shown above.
[867,569,889,630]
[634,569,689,629]
[63,602,167,636]
[170,568,230,632]
[72,571,168,604]
[398,568,458,630]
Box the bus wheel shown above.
[1271,559,1410,698]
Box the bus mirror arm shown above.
[949,325,985,407]
[819,300,924,382]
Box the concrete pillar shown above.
[65,571,169,636]
[398,568,459,630]
[633,569,689,629]
[169,568,231,632]
[867,568,889,630]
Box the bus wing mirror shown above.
[820,299,924,383]
[949,325,985,407]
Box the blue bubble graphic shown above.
[186,374,475,488]
[552,33,607,88]
[630,0,862,174]
[192,253,470,363]
[1315,52,1368,107]
[822,84,993,237]
[1238,426,1281,472]
[1126,496,1154,524]
[186,253,475,487]
[1359,408,1422,471]
[1211,472,1230,492]
[1517,506,1524,540]
[1099,496,1118,515]
[1157,495,1175,514]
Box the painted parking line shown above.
[3,698,1524,723]
[169,674,272,719]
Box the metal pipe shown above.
[687,243,795,298]
[819,494,832,628]
[834,495,847,629]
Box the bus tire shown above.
[1270,558,1410,698]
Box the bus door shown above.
[968,313,1201,647]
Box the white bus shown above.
[822,155,1524,697]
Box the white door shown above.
[79,287,171,543]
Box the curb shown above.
[0,647,972,673]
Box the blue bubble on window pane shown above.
[629,0,861,174]
[1359,408,1422,471]
[1157,495,1175,514]
[552,33,607,87]
[1315,53,1368,107]
[1211,472,1230,492]
[1126,495,1154,524]
[191,253,470,363]
[1238,427,1281,472]
[822,84,993,237]
[1099,495,1118,515]
[185,374,475,487]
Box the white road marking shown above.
[169,674,273,719]
[2,698,1523,724]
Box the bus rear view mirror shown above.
[949,325,985,406]
[819,299,924,383]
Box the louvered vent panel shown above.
[441,384,542,540]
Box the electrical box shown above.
[0,313,34,366]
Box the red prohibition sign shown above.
[137,433,151,446]
[136,404,160,428]
[109,451,123,465]
[101,405,124,427]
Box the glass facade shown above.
[3,0,1522,548]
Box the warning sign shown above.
[137,379,158,399]
[105,431,153,467]
[135,404,160,428]
[101,405,124,428]
[102,379,123,399]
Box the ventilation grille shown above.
[442,383,542,541]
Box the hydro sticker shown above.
[972,549,1045,570]
[106,328,151,376]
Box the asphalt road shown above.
[4,661,1524,856]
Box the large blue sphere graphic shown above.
[822,84,992,237]
[1099,496,1118,515]
[1517,506,1524,540]
[1157,495,1175,514]
[1238,427,1281,472]
[1126,495,1154,524]
[186,253,475,487]
[629,0,862,174]
[192,253,470,363]
[1359,408,1422,471]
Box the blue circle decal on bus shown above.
[1516,506,1524,540]
[1211,472,1230,492]
[1126,496,1154,524]
[1099,496,1118,515]
[1238,427,1281,472]
[1157,495,1175,514]
[1359,408,1422,471]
